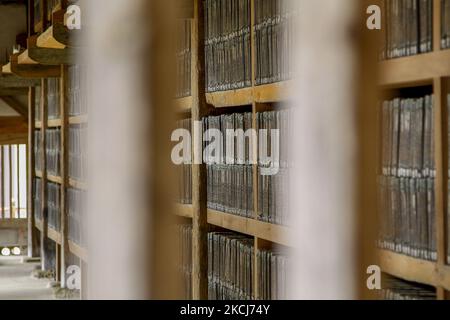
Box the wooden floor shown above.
[0,257,54,300]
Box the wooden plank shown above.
[68,178,87,190]
[47,174,63,184]
[253,81,292,103]
[40,79,49,271]
[0,75,40,88]
[8,145,12,219]
[434,76,450,300]
[37,10,84,48]
[378,249,438,287]
[174,96,192,112]
[175,203,193,218]
[0,88,29,96]
[28,86,39,257]
[68,115,87,125]
[68,240,88,262]
[16,145,20,219]
[191,0,208,300]
[60,65,70,288]
[35,121,42,129]
[207,209,292,246]
[206,87,253,108]
[0,97,28,118]
[10,54,61,79]
[378,50,450,87]
[1,147,3,219]
[28,35,77,65]
[48,118,62,127]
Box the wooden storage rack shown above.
[376,0,450,300]
[174,0,293,300]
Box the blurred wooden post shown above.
[191,0,208,300]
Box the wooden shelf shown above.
[47,174,63,184]
[175,203,193,218]
[206,87,253,108]
[207,209,291,246]
[378,249,442,288]
[174,96,192,112]
[17,50,38,65]
[35,218,62,245]
[48,118,62,127]
[253,81,293,104]
[378,49,450,87]
[204,81,292,108]
[68,240,88,262]
[69,115,88,125]
[37,10,83,49]
[69,178,87,190]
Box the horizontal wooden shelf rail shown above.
[68,115,88,125]
[27,35,77,65]
[68,178,87,190]
[37,10,83,49]
[207,209,291,246]
[0,75,40,88]
[175,203,193,218]
[10,54,61,79]
[378,249,450,292]
[47,174,63,184]
[48,119,62,127]
[36,218,87,261]
[378,49,450,88]
[0,218,27,229]
[174,96,193,112]
[205,81,293,108]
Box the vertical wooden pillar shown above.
[16,144,20,218]
[191,0,208,300]
[60,65,69,288]
[1,146,4,219]
[28,86,39,257]
[9,145,13,219]
[40,79,49,271]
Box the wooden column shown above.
[40,79,49,271]
[16,145,20,219]
[1,147,4,219]
[9,145,13,219]
[60,65,69,288]
[28,87,39,257]
[191,0,208,300]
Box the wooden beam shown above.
[28,35,77,65]
[0,88,29,96]
[60,65,69,288]
[10,54,61,79]
[0,97,28,118]
[0,75,40,88]
[40,79,49,271]
[1,147,3,219]
[28,86,40,257]
[191,0,208,300]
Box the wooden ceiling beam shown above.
[10,53,61,78]
[0,96,28,118]
[0,75,40,88]
[27,35,77,65]
[0,88,28,96]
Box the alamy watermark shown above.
[171,122,280,175]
